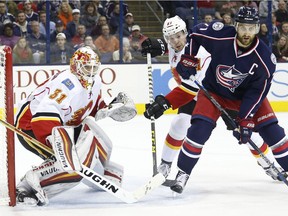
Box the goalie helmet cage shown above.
[0,45,16,206]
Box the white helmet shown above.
[162,15,187,43]
[70,46,101,89]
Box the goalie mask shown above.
[162,15,187,51]
[70,46,101,89]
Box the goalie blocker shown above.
[16,117,124,206]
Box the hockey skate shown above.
[170,170,189,194]
[16,170,48,206]
[262,164,288,181]
[157,160,172,178]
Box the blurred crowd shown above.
[0,0,288,65]
[0,0,147,64]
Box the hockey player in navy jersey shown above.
[141,15,283,183]
[165,6,288,194]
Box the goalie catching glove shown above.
[95,92,137,122]
[144,95,171,119]
[141,38,166,58]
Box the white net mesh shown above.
[0,45,10,205]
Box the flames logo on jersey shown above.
[216,65,249,92]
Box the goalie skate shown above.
[16,170,48,206]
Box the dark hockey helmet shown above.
[235,6,259,24]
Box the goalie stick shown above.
[0,118,166,203]
[189,76,288,187]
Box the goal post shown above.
[0,45,16,206]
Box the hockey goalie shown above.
[14,46,137,206]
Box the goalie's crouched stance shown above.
[16,117,124,206]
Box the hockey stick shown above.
[147,52,158,176]
[0,119,166,203]
[189,76,288,186]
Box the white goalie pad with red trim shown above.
[50,126,82,172]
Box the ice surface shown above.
[1,113,288,215]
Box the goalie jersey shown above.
[15,70,105,145]
[186,21,276,119]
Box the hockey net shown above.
[0,46,16,206]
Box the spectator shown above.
[17,0,38,12]
[57,1,73,29]
[50,33,74,64]
[259,0,278,22]
[0,2,15,27]
[37,1,58,22]
[50,20,70,43]
[13,11,30,37]
[66,8,81,38]
[94,24,119,62]
[215,1,241,20]
[12,37,33,64]
[81,2,99,34]
[120,12,135,37]
[197,0,216,20]
[272,35,288,62]
[71,24,87,50]
[109,2,122,34]
[129,24,147,52]
[257,23,269,46]
[203,14,213,24]
[0,22,19,49]
[222,13,234,26]
[69,0,81,10]
[241,0,258,9]
[23,0,39,23]
[279,21,288,38]
[26,20,46,63]
[112,37,132,63]
[6,0,18,17]
[105,0,128,20]
[90,0,106,16]
[83,35,100,56]
[275,0,288,24]
[90,15,107,39]
[39,10,56,36]
[272,12,280,43]
[173,1,195,28]
[129,24,148,62]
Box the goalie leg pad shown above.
[50,126,82,172]
[81,116,113,166]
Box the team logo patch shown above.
[62,78,75,90]
[216,65,249,92]
[212,22,224,31]
[271,53,277,65]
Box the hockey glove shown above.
[141,38,166,57]
[233,118,255,144]
[176,54,199,79]
[144,95,171,119]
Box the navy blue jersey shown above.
[186,21,277,119]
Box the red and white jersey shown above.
[165,44,211,109]
[15,70,104,145]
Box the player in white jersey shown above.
[14,46,136,206]
[141,15,282,183]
